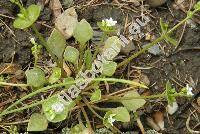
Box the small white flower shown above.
[186,84,194,96]
[102,18,117,27]
[30,37,36,44]
[51,102,65,113]
[167,101,178,115]
[108,114,116,126]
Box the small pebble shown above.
[15,70,25,80]
[167,101,179,115]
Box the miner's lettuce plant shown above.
[0,0,199,133]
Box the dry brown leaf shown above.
[63,62,72,77]
[153,111,164,130]
[0,63,21,75]
[146,117,161,131]
[49,0,62,20]
[55,7,78,39]
[173,0,196,11]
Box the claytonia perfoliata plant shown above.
[0,1,200,133]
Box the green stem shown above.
[80,104,92,131]
[0,78,145,117]
[0,81,76,116]
[117,15,191,68]
[82,97,103,119]
[92,32,106,61]
[79,44,86,70]
[92,106,113,111]
[93,78,147,89]
[106,92,188,101]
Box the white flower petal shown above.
[30,37,36,44]
[51,102,65,113]
[108,114,116,126]
[186,84,194,96]
[102,18,117,27]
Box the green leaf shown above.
[111,107,130,122]
[90,89,101,102]
[63,77,74,89]
[194,1,200,10]
[27,113,48,131]
[25,67,46,88]
[102,61,117,76]
[103,107,130,128]
[13,5,41,29]
[84,49,93,69]
[102,36,122,61]
[48,67,61,84]
[165,35,177,46]
[64,46,79,64]
[166,81,177,105]
[73,19,93,45]
[103,111,116,128]
[42,96,75,123]
[159,18,168,33]
[47,29,66,61]
[121,91,146,112]
[187,11,194,18]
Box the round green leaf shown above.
[25,67,46,88]
[42,96,75,123]
[27,113,48,131]
[13,5,41,29]
[121,91,146,112]
[48,67,61,84]
[102,36,122,61]
[102,61,117,76]
[73,19,93,45]
[64,46,79,64]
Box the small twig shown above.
[0,82,28,87]
[0,120,29,125]
[77,110,85,129]
[82,97,121,133]
[136,117,145,134]
[82,97,103,119]
[186,110,200,133]
[80,104,92,131]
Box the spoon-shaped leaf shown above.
[121,91,146,112]
[13,5,41,29]
[25,67,46,88]
[73,19,93,45]
[47,29,66,61]
[102,61,117,76]
[42,96,75,123]
[64,46,79,64]
[27,113,48,131]
[102,36,122,61]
